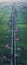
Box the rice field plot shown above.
[0,6,12,65]
[16,6,27,65]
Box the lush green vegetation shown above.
[16,6,27,65]
[0,3,27,65]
